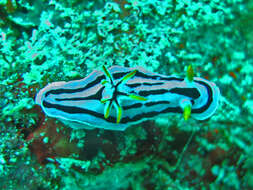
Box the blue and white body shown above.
[35,65,220,131]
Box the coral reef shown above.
[0,0,253,189]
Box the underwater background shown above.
[0,0,253,189]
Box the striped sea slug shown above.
[35,65,220,131]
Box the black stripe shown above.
[42,100,180,124]
[55,87,104,101]
[191,80,213,114]
[120,106,182,123]
[45,69,183,97]
[139,89,169,96]
[113,70,184,82]
[169,88,200,99]
[43,100,106,120]
[43,101,127,123]
[138,87,201,99]
[145,101,170,107]
[127,82,164,88]
[45,74,105,97]
[123,101,171,110]
[122,100,171,110]
[123,103,143,109]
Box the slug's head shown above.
[180,65,220,121]
[190,77,220,120]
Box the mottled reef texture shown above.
[0,0,253,189]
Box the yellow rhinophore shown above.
[183,104,192,121]
[182,64,195,120]
[187,64,194,82]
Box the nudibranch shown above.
[35,65,220,131]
